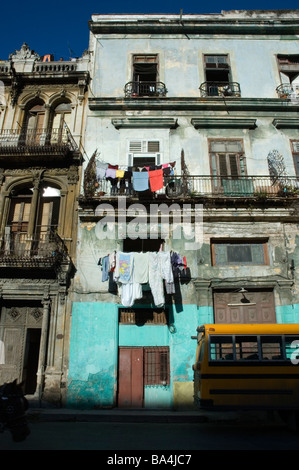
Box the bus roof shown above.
[197,324,299,335]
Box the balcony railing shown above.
[0,127,78,154]
[33,61,77,73]
[91,175,299,199]
[124,81,167,98]
[276,83,299,99]
[199,82,241,98]
[0,227,68,268]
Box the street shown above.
[0,419,298,451]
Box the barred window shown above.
[144,347,170,385]
[119,308,168,326]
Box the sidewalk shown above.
[27,406,272,424]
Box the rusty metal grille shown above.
[144,347,170,385]
[119,308,168,325]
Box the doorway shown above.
[213,289,276,324]
[118,347,144,408]
[23,328,41,394]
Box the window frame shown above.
[144,346,170,386]
[211,238,269,266]
[127,139,161,167]
[291,140,299,176]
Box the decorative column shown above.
[35,296,51,400]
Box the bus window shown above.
[235,336,259,360]
[261,336,283,360]
[210,336,233,360]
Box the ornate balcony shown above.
[276,83,299,99]
[0,227,69,269]
[199,82,241,98]
[0,127,79,165]
[88,175,299,200]
[124,81,167,98]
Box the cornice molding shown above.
[272,118,299,128]
[191,117,257,129]
[89,97,299,113]
[111,117,178,129]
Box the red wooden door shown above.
[118,348,144,408]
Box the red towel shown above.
[149,169,163,192]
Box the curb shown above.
[27,408,270,424]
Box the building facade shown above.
[0,43,89,405]
[66,10,299,411]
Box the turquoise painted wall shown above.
[67,301,299,409]
[276,304,299,324]
[67,301,211,409]
[67,302,118,409]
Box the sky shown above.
[0,0,298,61]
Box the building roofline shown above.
[89,10,299,35]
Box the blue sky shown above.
[0,1,298,61]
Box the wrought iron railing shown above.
[0,226,68,267]
[199,82,241,97]
[124,81,167,98]
[276,83,299,99]
[91,175,299,199]
[0,127,78,152]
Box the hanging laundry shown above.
[96,161,108,181]
[109,251,116,272]
[133,252,149,284]
[108,164,118,169]
[133,171,149,191]
[148,252,165,307]
[101,254,110,282]
[116,169,125,179]
[120,282,142,307]
[115,252,134,284]
[158,251,175,294]
[108,272,118,293]
[149,169,163,192]
[106,168,117,179]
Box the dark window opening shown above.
[123,238,164,252]
[119,308,168,325]
[278,54,299,83]
[204,55,231,95]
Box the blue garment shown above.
[101,255,110,282]
[132,171,149,191]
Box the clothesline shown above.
[98,250,190,308]
[96,160,176,192]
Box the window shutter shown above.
[292,141,299,153]
[229,154,238,177]
[219,154,228,176]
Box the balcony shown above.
[89,175,299,200]
[276,83,299,99]
[199,82,241,98]
[124,81,167,98]
[0,128,79,165]
[0,227,69,270]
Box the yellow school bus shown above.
[193,324,299,411]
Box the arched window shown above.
[23,100,46,144]
[6,184,61,255]
[50,102,72,144]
